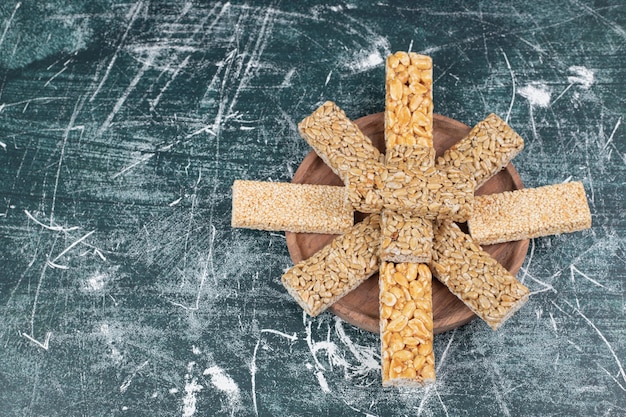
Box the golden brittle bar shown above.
[379,262,436,387]
[380,52,436,387]
[436,113,525,189]
[281,214,381,317]
[298,100,385,213]
[430,221,530,330]
[231,180,353,234]
[468,181,592,245]
[385,51,433,148]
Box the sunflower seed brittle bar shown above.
[430,221,530,330]
[436,113,524,189]
[382,161,474,221]
[281,214,381,317]
[380,145,435,263]
[298,101,386,213]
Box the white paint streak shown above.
[45,260,69,270]
[203,365,241,415]
[50,230,95,265]
[571,265,608,289]
[21,331,51,350]
[0,96,70,113]
[251,328,298,416]
[552,83,574,106]
[350,50,383,73]
[85,272,106,292]
[519,239,535,284]
[51,96,86,226]
[225,8,275,122]
[574,308,626,391]
[120,360,150,393]
[603,116,621,152]
[44,65,68,88]
[111,152,156,179]
[324,70,332,86]
[150,54,191,111]
[0,2,20,48]
[250,339,260,417]
[182,362,203,417]
[549,312,558,332]
[418,330,456,416]
[97,50,156,137]
[260,328,298,341]
[315,370,331,393]
[434,387,449,417]
[305,321,348,372]
[568,66,595,89]
[333,318,379,375]
[169,197,183,207]
[501,50,516,123]
[90,1,144,102]
[527,272,556,296]
[518,83,551,108]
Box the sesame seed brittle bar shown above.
[231,180,354,234]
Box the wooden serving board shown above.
[285,113,529,334]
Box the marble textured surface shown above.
[0,1,624,416]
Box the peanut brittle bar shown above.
[380,52,436,387]
[380,261,436,387]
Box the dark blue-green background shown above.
[0,1,624,416]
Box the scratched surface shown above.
[0,1,624,416]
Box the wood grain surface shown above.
[286,113,529,333]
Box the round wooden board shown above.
[285,113,529,334]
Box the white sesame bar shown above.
[281,214,381,317]
[231,180,353,234]
[380,261,436,387]
[430,221,530,330]
[436,113,524,189]
[468,181,592,245]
